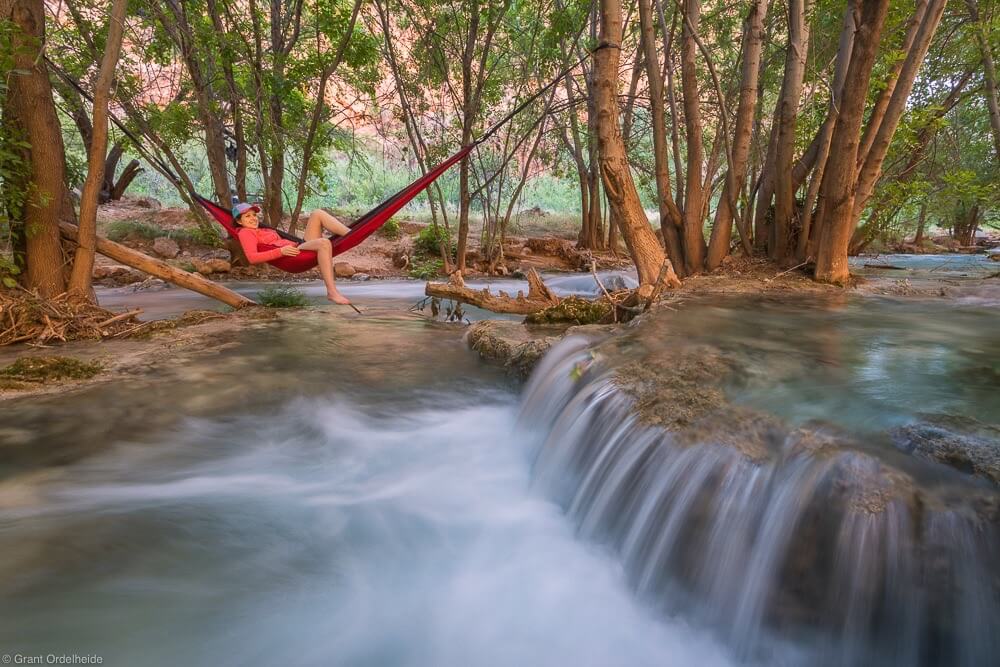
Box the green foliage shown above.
[408,257,443,280]
[379,218,401,240]
[414,224,453,256]
[0,19,30,280]
[0,356,103,382]
[105,220,164,242]
[0,255,20,288]
[174,225,223,248]
[257,285,309,308]
[525,296,612,325]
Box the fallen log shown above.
[864,263,908,270]
[425,268,560,315]
[60,222,256,309]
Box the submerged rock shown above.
[890,414,1000,486]
[465,320,614,379]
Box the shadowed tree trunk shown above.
[638,0,685,273]
[813,0,891,285]
[772,0,811,264]
[853,0,947,217]
[965,0,1000,160]
[2,0,67,297]
[68,0,128,297]
[706,0,768,270]
[595,0,680,287]
[679,0,706,274]
[798,0,858,261]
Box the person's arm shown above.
[237,228,285,264]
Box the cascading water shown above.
[520,334,1000,666]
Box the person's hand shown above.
[280,245,301,257]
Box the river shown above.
[0,257,997,666]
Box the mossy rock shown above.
[0,356,103,383]
[525,296,613,325]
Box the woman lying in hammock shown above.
[232,203,352,305]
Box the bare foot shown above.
[327,292,351,305]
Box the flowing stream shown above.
[1,260,997,666]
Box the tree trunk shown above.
[638,0,685,272]
[679,0,706,274]
[109,160,142,201]
[913,202,928,245]
[853,0,947,217]
[3,0,67,297]
[772,0,811,264]
[965,0,1000,160]
[856,0,930,166]
[68,0,128,297]
[596,0,680,287]
[798,0,858,261]
[706,0,768,269]
[813,0,892,285]
[60,223,255,309]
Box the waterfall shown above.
[519,337,1000,666]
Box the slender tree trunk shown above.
[595,0,679,287]
[856,0,930,165]
[965,0,1000,160]
[638,0,685,273]
[289,0,363,233]
[813,0,892,285]
[853,0,947,217]
[620,47,645,149]
[706,0,768,269]
[772,0,811,263]
[654,0,685,213]
[798,0,858,260]
[913,202,928,245]
[68,0,128,297]
[3,0,67,297]
[679,0,706,274]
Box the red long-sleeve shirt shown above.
[236,227,297,264]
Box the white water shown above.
[0,388,736,666]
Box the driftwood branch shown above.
[425,268,560,315]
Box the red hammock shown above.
[196,145,473,273]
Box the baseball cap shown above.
[232,202,261,219]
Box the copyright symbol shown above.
[2,654,12,664]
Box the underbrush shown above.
[257,285,309,308]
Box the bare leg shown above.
[297,238,349,304]
[304,209,350,240]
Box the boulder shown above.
[204,258,231,274]
[351,273,371,281]
[334,262,356,278]
[134,196,162,210]
[187,258,230,275]
[92,265,145,285]
[466,319,615,380]
[152,237,180,259]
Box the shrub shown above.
[175,224,223,248]
[105,219,164,242]
[379,218,401,240]
[257,285,308,308]
[0,255,20,288]
[408,258,443,280]
[414,224,453,256]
